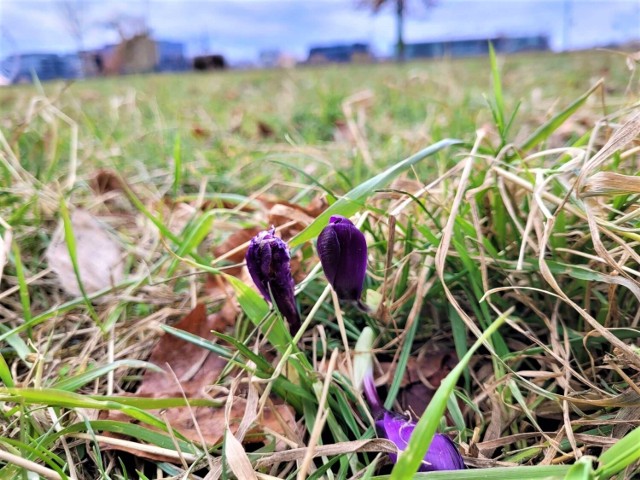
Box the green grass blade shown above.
[1,387,115,409]
[289,139,462,247]
[373,464,571,479]
[595,425,640,478]
[449,306,470,390]
[0,437,68,477]
[223,274,270,324]
[53,360,163,392]
[86,395,220,409]
[270,159,338,202]
[58,420,198,454]
[0,353,14,388]
[564,456,595,480]
[166,210,216,276]
[2,388,176,430]
[172,133,182,197]
[58,198,101,326]
[161,323,312,409]
[124,183,179,243]
[223,273,296,353]
[488,42,505,135]
[504,99,522,139]
[389,310,511,479]
[11,240,32,325]
[210,330,275,373]
[519,79,602,152]
[0,322,31,362]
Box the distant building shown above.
[156,40,188,72]
[307,43,372,64]
[494,36,550,53]
[0,53,78,85]
[82,37,186,76]
[61,53,83,79]
[1,38,186,85]
[405,35,549,59]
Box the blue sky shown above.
[1,0,639,61]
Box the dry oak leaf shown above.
[46,209,124,296]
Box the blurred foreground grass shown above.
[1,49,640,479]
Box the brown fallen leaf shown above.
[46,209,124,296]
[100,302,298,462]
[90,169,126,195]
[256,120,275,138]
[137,304,231,397]
[479,394,506,457]
[211,226,262,278]
[267,203,315,239]
[305,194,329,218]
[101,397,296,451]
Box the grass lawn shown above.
[1,49,640,479]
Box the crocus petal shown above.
[375,411,415,464]
[245,228,301,333]
[423,433,466,472]
[246,230,273,300]
[316,226,340,285]
[375,411,464,472]
[317,215,367,304]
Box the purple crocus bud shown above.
[246,228,301,334]
[317,215,367,309]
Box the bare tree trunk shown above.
[395,0,405,62]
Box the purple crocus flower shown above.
[356,328,464,472]
[317,215,368,309]
[246,228,301,334]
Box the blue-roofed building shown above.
[405,35,550,60]
[0,53,80,84]
[307,43,372,64]
[156,40,188,72]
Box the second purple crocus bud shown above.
[317,215,368,309]
[355,327,465,472]
[372,399,466,472]
[246,228,301,334]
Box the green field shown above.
[1,49,640,479]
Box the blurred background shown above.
[1,0,639,84]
